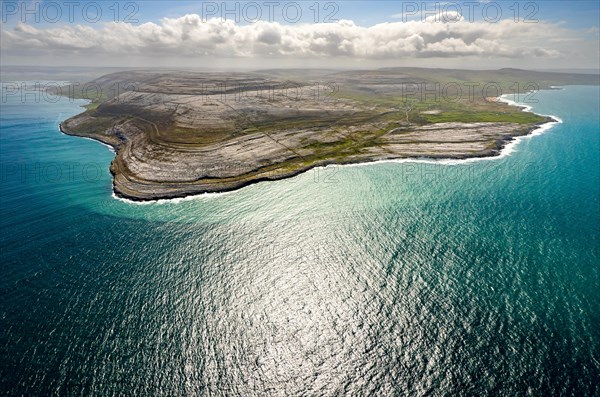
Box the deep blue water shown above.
[1,86,599,396]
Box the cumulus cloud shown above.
[0,14,586,61]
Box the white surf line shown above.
[106,89,564,205]
[111,189,236,205]
[57,124,116,153]
[85,137,116,153]
[494,92,563,156]
[79,135,116,153]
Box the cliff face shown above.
[60,69,557,200]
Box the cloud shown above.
[0,14,589,62]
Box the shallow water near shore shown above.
[1,86,599,395]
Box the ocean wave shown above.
[110,190,235,205]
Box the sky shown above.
[1,0,599,70]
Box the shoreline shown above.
[116,120,561,205]
[59,92,562,204]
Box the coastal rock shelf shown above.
[59,69,577,200]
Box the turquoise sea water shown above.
[1,86,599,395]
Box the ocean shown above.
[1,86,598,395]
